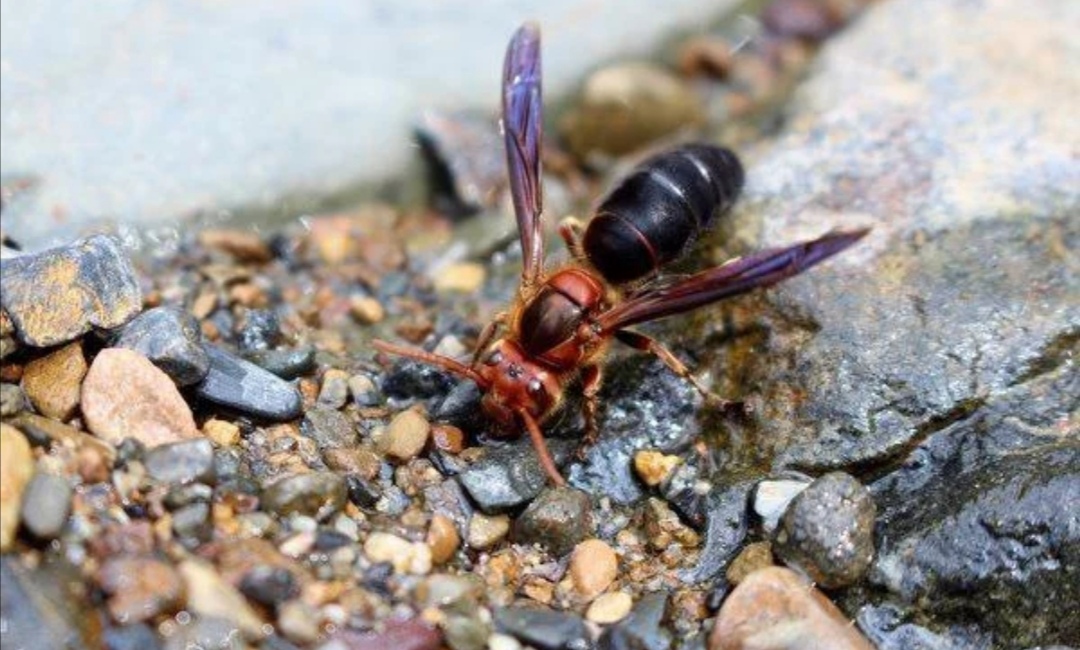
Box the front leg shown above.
[558,216,587,261]
[577,364,603,459]
[614,329,741,414]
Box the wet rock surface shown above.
[112,306,210,385]
[0,0,1073,647]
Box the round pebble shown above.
[20,472,73,540]
[20,341,86,421]
[0,424,34,551]
[514,487,594,556]
[569,539,618,600]
[427,513,461,564]
[586,591,634,624]
[317,368,351,409]
[364,531,433,575]
[262,472,348,521]
[379,408,431,461]
[97,556,184,623]
[467,513,510,551]
[349,295,386,324]
[432,262,486,293]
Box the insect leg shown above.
[470,311,508,366]
[614,329,741,414]
[558,216,587,260]
[518,409,567,487]
[577,364,603,459]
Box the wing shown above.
[502,22,544,292]
[597,228,870,332]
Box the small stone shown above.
[487,634,522,650]
[0,235,142,347]
[97,556,184,623]
[586,592,634,625]
[643,497,700,551]
[598,591,671,650]
[432,262,486,293]
[761,0,842,41]
[379,408,431,461]
[493,607,589,650]
[753,478,811,535]
[430,424,465,454]
[179,558,267,639]
[171,502,212,542]
[81,348,200,447]
[725,541,775,585]
[10,413,116,468]
[277,600,322,644]
[560,63,704,159]
[348,374,381,407]
[443,614,490,650]
[203,419,241,447]
[345,475,382,508]
[20,472,73,540]
[197,228,273,263]
[112,306,210,386]
[242,345,316,380]
[772,472,875,589]
[239,565,299,608]
[21,341,86,420]
[513,487,594,557]
[427,513,461,564]
[459,438,574,513]
[262,472,347,521]
[317,368,350,409]
[633,450,681,487]
[364,531,433,575]
[569,538,618,601]
[193,344,303,421]
[143,438,215,485]
[467,513,510,551]
[325,447,381,479]
[302,407,357,450]
[349,295,386,324]
[709,566,875,650]
[0,382,25,416]
[417,574,480,613]
[234,309,280,351]
[0,424,35,550]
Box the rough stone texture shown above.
[512,487,595,557]
[0,423,34,550]
[459,438,575,513]
[192,344,303,421]
[143,438,216,485]
[261,471,347,521]
[81,348,200,447]
[710,567,875,650]
[112,306,210,386]
[20,340,86,420]
[0,235,142,346]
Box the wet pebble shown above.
[364,531,433,575]
[560,62,704,159]
[112,306,210,385]
[143,438,216,485]
[466,513,510,551]
[97,555,184,623]
[179,558,266,639]
[459,438,574,513]
[598,591,671,650]
[709,566,874,650]
[349,295,386,324]
[752,478,811,535]
[633,450,681,487]
[234,309,281,351]
[345,474,382,508]
[725,541,775,586]
[239,565,299,608]
[202,418,240,447]
[378,408,431,461]
[426,513,461,564]
[0,235,141,347]
[569,538,618,601]
[0,382,25,416]
[587,592,634,625]
[193,344,303,421]
[20,472,72,540]
[513,487,594,556]
[242,345,316,380]
[302,407,357,449]
[20,340,86,420]
[772,472,875,589]
[82,348,199,447]
[317,368,350,409]
[348,373,381,407]
[261,472,347,520]
[0,425,34,550]
[277,600,321,645]
[493,606,590,650]
[171,502,212,542]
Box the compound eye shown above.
[527,378,543,395]
[485,350,503,366]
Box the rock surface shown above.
[20,340,86,420]
[112,306,210,386]
[192,344,303,421]
[0,235,141,346]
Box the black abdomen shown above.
[582,145,744,285]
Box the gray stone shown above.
[113,306,209,385]
[459,438,574,513]
[0,382,25,417]
[493,606,590,650]
[242,345,316,380]
[172,502,212,542]
[678,481,753,584]
[0,556,94,649]
[20,472,72,540]
[144,438,216,485]
[598,592,671,650]
[512,487,594,557]
[261,472,347,521]
[301,407,357,450]
[772,472,876,589]
[193,344,303,421]
[0,235,141,347]
[103,624,164,650]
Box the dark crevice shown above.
[1007,325,1079,388]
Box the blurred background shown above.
[1,0,757,248]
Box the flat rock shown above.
[0,235,141,347]
[710,566,874,650]
[112,306,209,386]
[20,340,86,420]
[81,348,199,447]
[192,344,302,421]
[0,424,34,550]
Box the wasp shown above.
[374,23,868,486]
